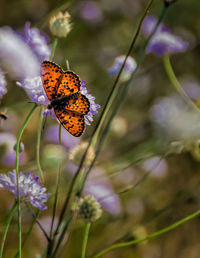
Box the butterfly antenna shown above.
[66,60,70,70]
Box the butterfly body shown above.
[41,61,90,137]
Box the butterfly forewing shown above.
[56,71,81,97]
[41,61,63,101]
[54,108,85,137]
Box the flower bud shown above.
[13,141,24,153]
[69,142,95,167]
[75,195,102,222]
[49,12,72,38]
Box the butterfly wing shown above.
[65,93,90,115]
[54,108,85,137]
[41,61,63,101]
[56,71,81,97]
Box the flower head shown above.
[109,55,137,82]
[0,170,50,210]
[75,195,102,222]
[49,12,72,38]
[24,22,51,61]
[142,16,188,56]
[69,141,95,167]
[80,81,100,125]
[16,76,49,105]
[0,69,7,99]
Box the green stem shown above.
[36,106,45,182]
[50,38,58,61]
[163,55,199,112]
[0,202,17,258]
[48,124,62,256]
[81,223,91,258]
[92,210,200,258]
[14,210,40,258]
[15,103,37,258]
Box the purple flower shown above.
[0,69,7,99]
[16,76,49,106]
[24,22,51,61]
[142,16,188,56]
[0,133,27,167]
[109,55,137,82]
[85,168,121,215]
[78,1,103,24]
[80,81,100,125]
[45,125,80,149]
[0,170,50,210]
[0,27,40,80]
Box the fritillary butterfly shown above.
[41,61,90,137]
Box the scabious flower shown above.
[0,170,50,210]
[24,22,51,61]
[49,12,72,38]
[85,168,121,215]
[75,195,102,222]
[80,81,100,125]
[17,76,48,105]
[109,55,137,82]
[69,142,95,167]
[0,69,7,99]
[141,16,188,56]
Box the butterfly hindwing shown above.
[54,109,85,137]
[41,61,63,101]
[64,93,90,115]
[56,71,81,97]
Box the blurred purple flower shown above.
[109,55,137,82]
[80,81,100,125]
[0,69,7,99]
[141,156,168,178]
[24,22,51,61]
[0,133,27,167]
[78,1,103,24]
[0,27,40,80]
[0,170,50,210]
[142,16,188,56]
[45,124,80,149]
[85,168,121,215]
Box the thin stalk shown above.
[49,38,58,61]
[15,103,37,258]
[36,106,45,182]
[0,202,17,258]
[91,209,200,258]
[81,223,91,258]
[163,55,200,112]
[47,124,62,256]
[53,0,155,241]
[14,210,40,258]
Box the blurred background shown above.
[1,0,200,257]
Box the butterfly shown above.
[40,61,90,137]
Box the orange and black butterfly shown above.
[40,61,90,137]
